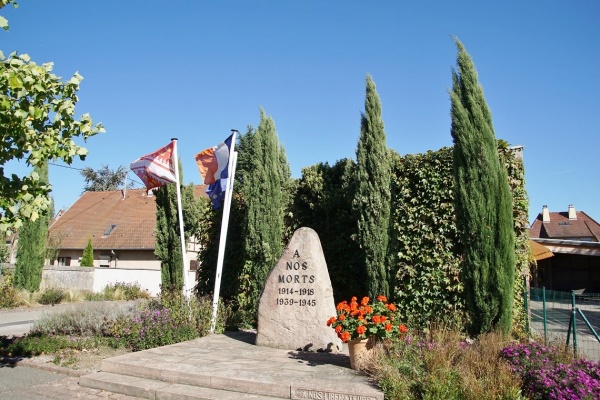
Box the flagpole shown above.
[171,138,191,299]
[210,129,238,333]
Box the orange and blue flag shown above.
[195,134,233,208]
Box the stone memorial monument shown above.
[255,227,342,352]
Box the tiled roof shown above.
[49,186,207,250]
[530,210,600,242]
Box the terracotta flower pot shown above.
[347,337,375,370]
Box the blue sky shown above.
[3,1,599,224]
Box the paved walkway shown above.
[0,357,143,400]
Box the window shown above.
[57,257,71,266]
[102,224,117,237]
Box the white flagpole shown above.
[171,138,191,299]
[210,129,238,333]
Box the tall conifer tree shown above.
[14,161,51,291]
[450,38,515,335]
[353,75,392,298]
[154,161,201,292]
[241,109,290,312]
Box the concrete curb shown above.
[1,356,88,377]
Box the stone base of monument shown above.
[79,332,384,400]
[255,228,343,352]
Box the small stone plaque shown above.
[293,388,381,400]
[255,227,342,352]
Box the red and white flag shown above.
[130,142,177,190]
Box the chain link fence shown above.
[528,287,600,361]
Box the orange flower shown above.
[380,315,387,323]
[358,315,364,321]
[336,301,348,312]
[340,331,351,343]
[356,325,366,335]
[386,303,397,312]
[335,325,343,333]
[376,295,387,303]
[338,314,346,321]
[364,306,373,314]
[385,323,393,332]
[399,324,408,334]
[361,296,370,306]
[372,315,381,324]
[327,317,336,326]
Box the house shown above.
[529,205,600,293]
[46,186,207,295]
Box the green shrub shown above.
[37,287,65,305]
[0,269,18,308]
[83,291,106,301]
[2,334,75,357]
[102,281,149,300]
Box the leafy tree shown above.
[14,161,51,291]
[353,75,392,298]
[292,159,363,302]
[450,38,515,335]
[0,2,104,231]
[238,110,291,315]
[0,0,17,31]
[80,165,129,192]
[80,237,94,267]
[154,161,203,292]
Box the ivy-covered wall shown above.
[388,143,529,332]
[388,147,464,327]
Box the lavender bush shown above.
[108,307,196,351]
[501,342,600,399]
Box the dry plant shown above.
[14,288,35,307]
[64,289,85,303]
[369,325,525,400]
[457,331,524,399]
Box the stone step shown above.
[93,357,383,400]
[80,371,283,400]
[78,333,384,400]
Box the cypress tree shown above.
[241,109,290,313]
[353,75,392,298]
[80,237,94,267]
[154,160,199,292]
[450,38,515,335]
[14,161,51,291]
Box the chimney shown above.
[542,205,550,223]
[568,204,577,220]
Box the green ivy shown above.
[388,144,529,333]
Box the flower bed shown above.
[501,342,600,399]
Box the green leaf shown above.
[8,74,24,88]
